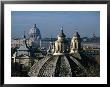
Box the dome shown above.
[29,24,41,38]
[73,32,80,37]
[29,24,40,34]
[58,27,66,37]
[28,24,41,48]
[57,28,67,43]
[28,55,86,77]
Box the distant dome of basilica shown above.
[29,24,40,35]
[29,24,41,41]
[28,24,41,48]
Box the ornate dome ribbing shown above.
[28,54,86,77]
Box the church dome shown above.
[28,24,41,48]
[57,27,66,37]
[57,27,67,43]
[29,24,40,35]
[28,24,41,41]
[28,55,86,77]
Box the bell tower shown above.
[70,32,81,53]
[53,27,69,55]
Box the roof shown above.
[57,28,67,43]
[58,28,66,37]
[29,24,40,35]
[17,44,30,51]
[70,52,82,60]
[28,54,86,77]
[73,32,80,37]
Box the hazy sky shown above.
[11,11,100,38]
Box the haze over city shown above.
[11,11,100,38]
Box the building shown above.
[53,28,69,55]
[11,24,41,48]
[70,32,81,53]
[28,28,86,77]
[11,33,35,76]
[28,24,41,48]
[11,26,100,77]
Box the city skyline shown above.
[11,11,100,38]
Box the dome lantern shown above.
[33,24,36,28]
[53,27,69,55]
[58,27,66,38]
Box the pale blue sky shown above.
[11,11,100,38]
